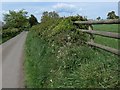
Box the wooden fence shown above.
[74,19,120,56]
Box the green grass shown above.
[24,17,119,88]
[25,30,119,88]
[93,24,119,33]
[93,24,119,49]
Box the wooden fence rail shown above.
[74,19,120,56]
[87,42,120,56]
[79,29,120,39]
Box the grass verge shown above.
[25,30,119,88]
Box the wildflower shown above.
[50,79,53,82]
[67,42,71,46]
[58,50,60,53]
[52,44,54,47]
[57,56,60,59]
[52,50,54,53]
[68,36,71,40]
[74,53,77,56]
[50,70,53,73]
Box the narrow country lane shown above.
[1,31,28,88]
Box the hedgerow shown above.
[2,28,21,43]
[25,13,119,88]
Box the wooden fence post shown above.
[88,25,94,42]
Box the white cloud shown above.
[52,3,83,16]
[53,3,81,14]
[53,3,75,9]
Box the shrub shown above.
[2,28,21,43]
[25,13,119,88]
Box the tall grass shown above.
[25,30,119,88]
[25,16,119,88]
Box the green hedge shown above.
[2,28,21,43]
[25,16,119,88]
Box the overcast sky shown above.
[1,2,119,22]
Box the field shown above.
[93,24,119,49]
[25,18,119,88]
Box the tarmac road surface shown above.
[2,31,28,88]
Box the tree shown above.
[29,14,38,27]
[3,9,28,29]
[107,11,119,19]
[41,11,49,23]
[41,11,59,23]
[49,11,59,18]
[96,16,101,20]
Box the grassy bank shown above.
[25,18,119,88]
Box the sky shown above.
[1,0,120,2]
[1,2,119,22]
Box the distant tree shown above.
[3,9,28,29]
[107,11,119,19]
[0,21,3,28]
[41,11,49,23]
[41,11,59,23]
[83,16,87,20]
[96,16,101,20]
[29,14,38,27]
[49,11,59,18]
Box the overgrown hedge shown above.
[25,15,119,88]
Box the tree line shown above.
[96,11,119,20]
[2,10,61,30]
[2,10,119,30]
